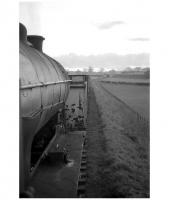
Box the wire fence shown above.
[99,82,149,130]
[101,80,150,86]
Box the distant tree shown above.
[83,68,87,72]
[142,67,150,72]
[109,69,116,74]
[88,66,94,73]
[134,67,142,71]
[144,68,150,78]
[76,69,82,75]
[125,67,133,71]
[99,67,104,73]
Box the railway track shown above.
[77,136,88,197]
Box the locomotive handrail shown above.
[20,80,72,90]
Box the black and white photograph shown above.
[19,0,151,198]
[4,0,169,199]
[1,0,169,199]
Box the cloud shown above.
[129,38,150,42]
[96,21,125,30]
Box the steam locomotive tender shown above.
[19,23,71,196]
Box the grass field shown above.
[100,74,150,85]
[112,74,149,79]
[101,77,149,84]
[101,82,149,120]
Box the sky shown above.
[19,0,150,57]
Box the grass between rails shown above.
[86,79,149,198]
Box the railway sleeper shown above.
[82,150,87,154]
[81,160,87,165]
[80,166,87,171]
[78,177,86,183]
[82,149,87,153]
[79,193,86,198]
[81,155,87,159]
[81,163,87,168]
[79,173,87,179]
[77,185,86,197]
[81,157,87,162]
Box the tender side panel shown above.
[65,75,88,131]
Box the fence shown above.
[99,82,149,130]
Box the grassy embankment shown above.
[86,79,149,198]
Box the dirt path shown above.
[86,79,149,198]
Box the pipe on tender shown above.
[27,35,45,52]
